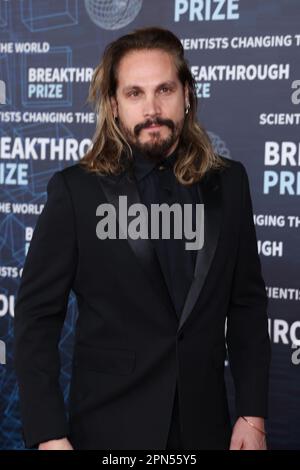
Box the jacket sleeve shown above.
[13,171,78,448]
[226,162,271,418]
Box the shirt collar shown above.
[131,144,179,182]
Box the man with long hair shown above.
[14,27,271,450]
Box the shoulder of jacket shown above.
[59,162,85,177]
[217,154,242,169]
[56,162,96,186]
[215,154,246,180]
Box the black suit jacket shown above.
[13,155,271,449]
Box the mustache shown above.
[134,118,175,136]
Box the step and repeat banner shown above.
[0,0,299,450]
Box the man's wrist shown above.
[240,416,267,435]
[38,437,70,450]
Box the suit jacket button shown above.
[178,332,184,341]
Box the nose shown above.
[143,93,161,119]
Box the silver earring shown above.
[185,103,190,115]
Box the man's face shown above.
[110,49,189,161]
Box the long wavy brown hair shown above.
[80,26,229,185]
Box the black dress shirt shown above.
[131,144,200,318]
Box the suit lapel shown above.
[96,170,177,318]
[96,167,222,331]
[177,171,222,332]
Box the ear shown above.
[110,96,118,119]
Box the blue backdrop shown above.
[0,0,300,450]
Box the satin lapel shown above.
[96,171,177,318]
[177,171,222,332]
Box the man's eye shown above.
[161,87,170,93]
[129,91,139,97]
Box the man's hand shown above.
[229,416,267,450]
[38,437,73,450]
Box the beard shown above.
[117,115,184,163]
